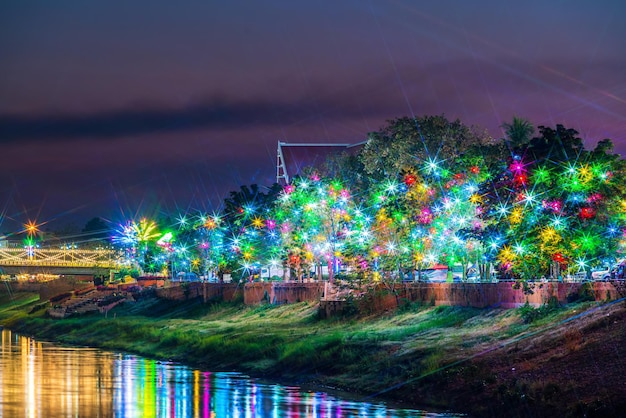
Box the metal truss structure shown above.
[276,141,355,184]
[0,247,120,268]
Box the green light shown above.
[533,167,550,183]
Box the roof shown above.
[276,141,366,184]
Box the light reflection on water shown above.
[0,329,463,417]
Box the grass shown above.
[1,288,624,417]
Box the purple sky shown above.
[1,0,625,233]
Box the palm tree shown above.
[502,117,534,149]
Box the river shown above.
[0,329,463,417]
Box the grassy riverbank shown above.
[1,289,624,417]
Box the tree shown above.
[220,184,283,281]
[82,217,111,244]
[112,218,165,274]
[321,152,370,201]
[478,126,626,280]
[526,124,584,163]
[502,116,534,150]
[272,177,362,282]
[359,115,494,180]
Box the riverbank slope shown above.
[1,290,624,417]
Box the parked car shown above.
[610,261,626,280]
[176,272,200,282]
[451,264,480,282]
[418,266,448,282]
[590,265,611,281]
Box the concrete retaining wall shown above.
[244,282,324,305]
[39,277,94,301]
[3,281,42,293]
[396,282,619,308]
[318,282,622,318]
[156,282,245,303]
[20,277,620,315]
[153,282,324,305]
[155,282,204,300]
[203,283,241,303]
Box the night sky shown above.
[1,1,625,234]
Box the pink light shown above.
[542,199,562,213]
[418,207,433,224]
[509,161,525,173]
[587,193,602,203]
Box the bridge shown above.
[0,247,122,276]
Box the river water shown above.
[0,329,463,417]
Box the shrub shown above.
[29,302,48,314]
[519,297,560,324]
[398,298,423,313]
[566,283,595,303]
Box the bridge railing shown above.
[0,248,121,268]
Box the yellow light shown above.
[205,219,215,228]
[539,226,561,245]
[469,193,482,204]
[251,217,265,229]
[497,245,515,263]
[376,209,389,223]
[577,164,593,184]
[509,207,523,225]
[24,220,40,236]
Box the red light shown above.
[403,174,417,186]
[579,207,595,220]
[514,174,527,186]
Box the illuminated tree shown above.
[112,218,167,274]
[219,184,282,281]
[272,177,360,282]
[360,115,494,181]
[478,126,626,280]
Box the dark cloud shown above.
[0,93,390,143]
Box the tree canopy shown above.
[107,116,626,284]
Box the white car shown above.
[590,266,611,281]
